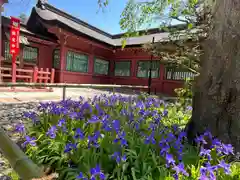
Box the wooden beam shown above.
[49,26,113,52]
[27,36,58,46]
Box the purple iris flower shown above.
[112,120,121,133]
[139,109,147,116]
[165,153,175,166]
[23,112,37,119]
[90,165,106,180]
[221,144,234,155]
[172,163,189,177]
[46,125,57,139]
[136,101,144,109]
[64,143,77,153]
[218,160,231,174]
[211,138,221,147]
[69,112,78,120]
[88,115,101,123]
[178,131,186,140]
[186,106,192,111]
[203,131,213,139]
[38,102,49,111]
[206,163,218,180]
[113,131,128,147]
[76,172,87,180]
[102,116,112,132]
[172,124,180,132]
[159,143,171,156]
[81,102,92,112]
[162,110,168,117]
[200,147,212,160]
[15,123,25,133]
[120,109,128,116]
[88,131,101,148]
[111,152,127,164]
[153,115,161,124]
[95,104,105,116]
[199,167,209,180]
[22,136,36,147]
[24,112,39,124]
[144,133,156,145]
[74,128,85,139]
[79,96,84,101]
[148,123,157,131]
[199,162,218,180]
[166,132,176,142]
[195,135,207,145]
[57,119,66,127]
[145,100,153,108]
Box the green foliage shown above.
[8,171,19,180]
[120,0,209,34]
[11,91,239,180]
[118,0,215,74]
[19,13,27,23]
[97,0,109,11]
[98,0,206,73]
[174,78,193,107]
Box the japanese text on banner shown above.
[10,17,20,56]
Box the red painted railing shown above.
[0,66,55,84]
[32,66,55,84]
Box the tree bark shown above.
[187,0,240,152]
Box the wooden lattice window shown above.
[4,41,11,61]
[114,61,131,77]
[94,58,109,75]
[4,41,20,62]
[23,46,38,63]
[53,49,60,69]
[137,61,160,78]
[165,66,195,80]
[66,51,88,72]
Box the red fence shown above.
[0,66,55,84]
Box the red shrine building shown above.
[0,0,195,95]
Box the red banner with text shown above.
[10,17,20,59]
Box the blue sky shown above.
[3,0,131,34]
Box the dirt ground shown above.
[0,86,171,103]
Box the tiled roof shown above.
[2,16,35,35]
[2,16,57,41]
[34,6,116,45]
[33,0,197,46]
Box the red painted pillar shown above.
[109,59,114,84]
[159,63,165,93]
[50,68,55,83]
[89,45,94,74]
[88,55,94,74]
[11,55,16,90]
[131,59,137,79]
[33,66,38,83]
[59,40,66,83]
[12,55,16,82]
[110,50,116,84]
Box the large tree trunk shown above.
[187,0,240,152]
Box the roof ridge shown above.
[35,0,188,39]
[2,16,27,27]
[39,2,114,38]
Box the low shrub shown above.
[14,93,239,180]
